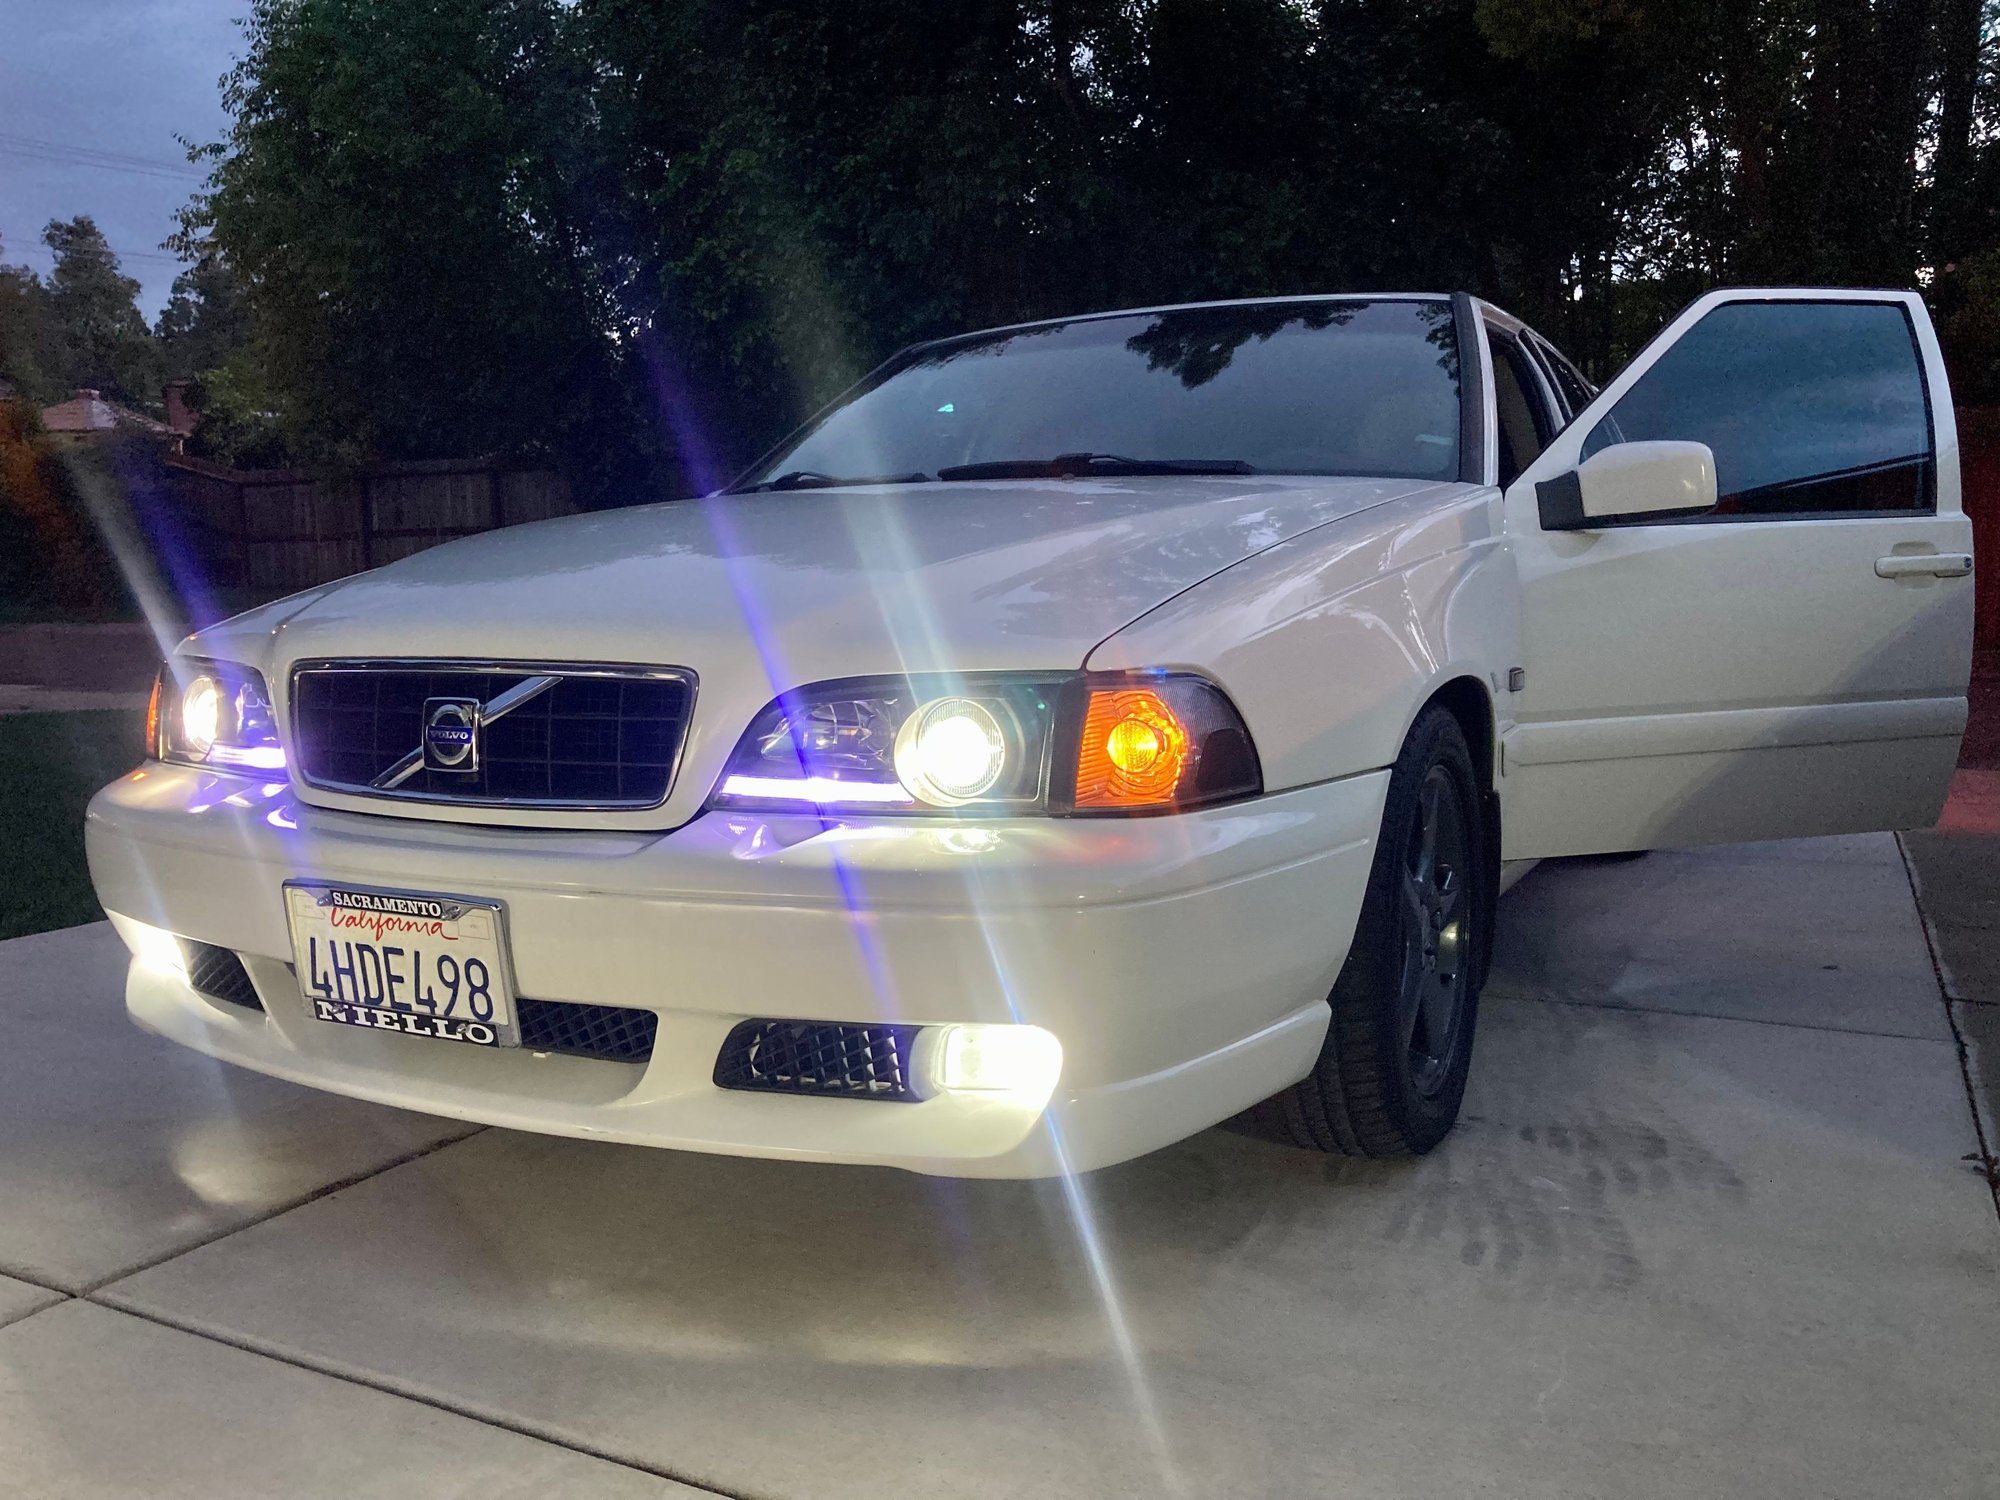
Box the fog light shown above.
[918,1023,1062,1098]
[122,918,187,974]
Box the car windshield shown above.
[737,298,1463,490]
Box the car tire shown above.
[1258,704,1490,1157]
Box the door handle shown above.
[1875,553,1972,579]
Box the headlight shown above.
[894,697,1012,805]
[154,659,287,772]
[709,672,1259,816]
[180,676,223,754]
[713,675,1058,813]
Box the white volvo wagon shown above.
[87,289,1974,1176]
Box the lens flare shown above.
[181,676,222,755]
[895,697,1007,804]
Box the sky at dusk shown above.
[0,1,250,318]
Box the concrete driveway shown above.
[2,835,1995,1498]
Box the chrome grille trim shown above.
[289,658,698,811]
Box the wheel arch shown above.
[1418,674,1497,800]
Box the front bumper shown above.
[85,765,1388,1176]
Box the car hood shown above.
[196,473,1453,828]
[237,475,1441,681]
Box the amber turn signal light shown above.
[1076,688,1190,807]
[1067,674,1263,814]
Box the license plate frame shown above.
[285,881,520,1048]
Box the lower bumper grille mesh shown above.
[182,941,264,1011]
[713,1020,919,1101]
[516,998,658,1064]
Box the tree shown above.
[0,249,66,407]
[581,0,1543,470]
[0,395,127,614]
[156,251,249,384]
[184,0,644,489]
[181,0,2000,498]
[41,217,160,407]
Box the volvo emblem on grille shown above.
[422,697,482,772]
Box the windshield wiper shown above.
[935,452,1258,481]
[723,469,932,494]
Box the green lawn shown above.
[0,710,146,940]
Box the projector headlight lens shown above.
[180,676,222,756]
[895,697,1008,805]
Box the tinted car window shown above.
[1489,331,1553,485]
[1581,301,1933,516]
[747,299,1463,486]
[1533,336,1595,419]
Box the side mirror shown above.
[1537,440,1718,531]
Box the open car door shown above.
[1500,288,1974,859]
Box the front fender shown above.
[1087,485,1520,791]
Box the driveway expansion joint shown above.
[0,1289,72,1333]
[1488,987,1960,1044]
[1897,835,2000,1227]
[0,1263,84,1299]
[79,1124,489,1298]
[80,1297,753,1500]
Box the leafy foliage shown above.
[0,257,67,408]
[39,218,163,407]
[157,252,249,385]
[0,219,164,409]
[1941,248,2000,404]
[178,0,642,484]
[0,401,130,616]
[155,0,2000,498]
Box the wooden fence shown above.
[163,456,577,594]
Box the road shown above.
[0,623,157,714]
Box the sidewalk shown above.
[2,830,1995,1497]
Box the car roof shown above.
[924,292,1465,350]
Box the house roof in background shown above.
[40,387,168,436]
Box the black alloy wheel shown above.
[1399,764,1471,1099]
[1257,703,1490,1157]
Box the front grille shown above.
[291,662,694,809]
[517,998,658,1064]
[713,1020,919,1101]
[181,941,263,1011]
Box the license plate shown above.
[285,882,517,1047]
